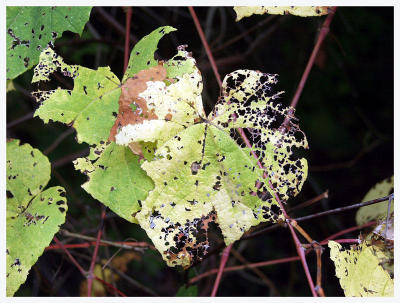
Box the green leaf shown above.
[328,240,394,296]
[234,6,330,21]
[122,26,176,82]
[6,6,91,79]
[33,48,121,145]
[6,139,68,296]
[73,141,153,223]
[176,285,198,296]
[356,176,393,225]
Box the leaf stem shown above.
[188,7,222,88]
[124,7,132,72]
[210,243,232,296]
[289,7,337,110]
[87,206,106,297]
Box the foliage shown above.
[6,6,91,79]
[33,27,308,268]
[234,6,330,21]
[176,285,198,296]
[6,139,68,296]
[355,176,394,225]
[328,240,393,296]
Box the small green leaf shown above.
[6,6,92,79]
[122,26,177,82]
[6,139,68,296]
[176,285,198,296]
[73,141,153,223]
[234,6,330,21]
[356,176,393,225]
[329,240,393,296]
[33,48,121,145]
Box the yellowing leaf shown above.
[356,176,393,225]
[328,241,393,297]
[6,139,67,296]
[234,6,330,21]
[112,50,203,155]
[134,69,307,268]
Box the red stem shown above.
[87,207,107,297]
[124,7,132,72]
[289,7,337,109]
[46,241,153,250]
[53,237,86,276]
[188,7,222,88]
[210,243,232,296]
[323,220,376,241]
[94,276,127,297]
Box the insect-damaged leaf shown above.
[328,241,394,297]
[112,50,203,155]
[356,176,394,225]
[73,141,153,223]
[31,26,185,222]
[6,6,91,79]
[33,47,121,145]
[6,139,67,296]
[122,26,177,82]
[234,6,330,21]
[132,69,307,268]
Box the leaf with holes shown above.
[356,176,393,225]
[6,6,91,79]
[6,139,68,296]
[328,240,393,296]
[33,26,200,222]
[131,69,308,268]
[234,6,330,21]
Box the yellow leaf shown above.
[234,6,330,21]
[328,241,393,297]
[356,176,393,225]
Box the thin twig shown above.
[289,7,337,110]
[43,128,75,155]
[188,7,222,88]
[315,247,325,296]
[294,194,392,223]
[52,237,86,276]
[230,248,279,295]
[93,276,127,297]
[124,7,132,72]
[210,243,232,296]
[323,220,376,241]
[287,190,329,213]
[7,111,35,128]
[87,206,106,296]
[46,241,154,251]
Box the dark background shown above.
[7,6,394,296]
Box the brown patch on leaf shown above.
[109,64,167,141]
[165,212,217,269]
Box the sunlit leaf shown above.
[234,6,330,21]
[356,176,393,225]
[328,240,393,297]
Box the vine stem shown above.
[52,237,86,276]
[87,206,106,297]
[124,7,132,72]
[289,7,337,109]
[94,276,127,297]
[46,241,153,251]
[188,6,222,88]
[210,244,232,296]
